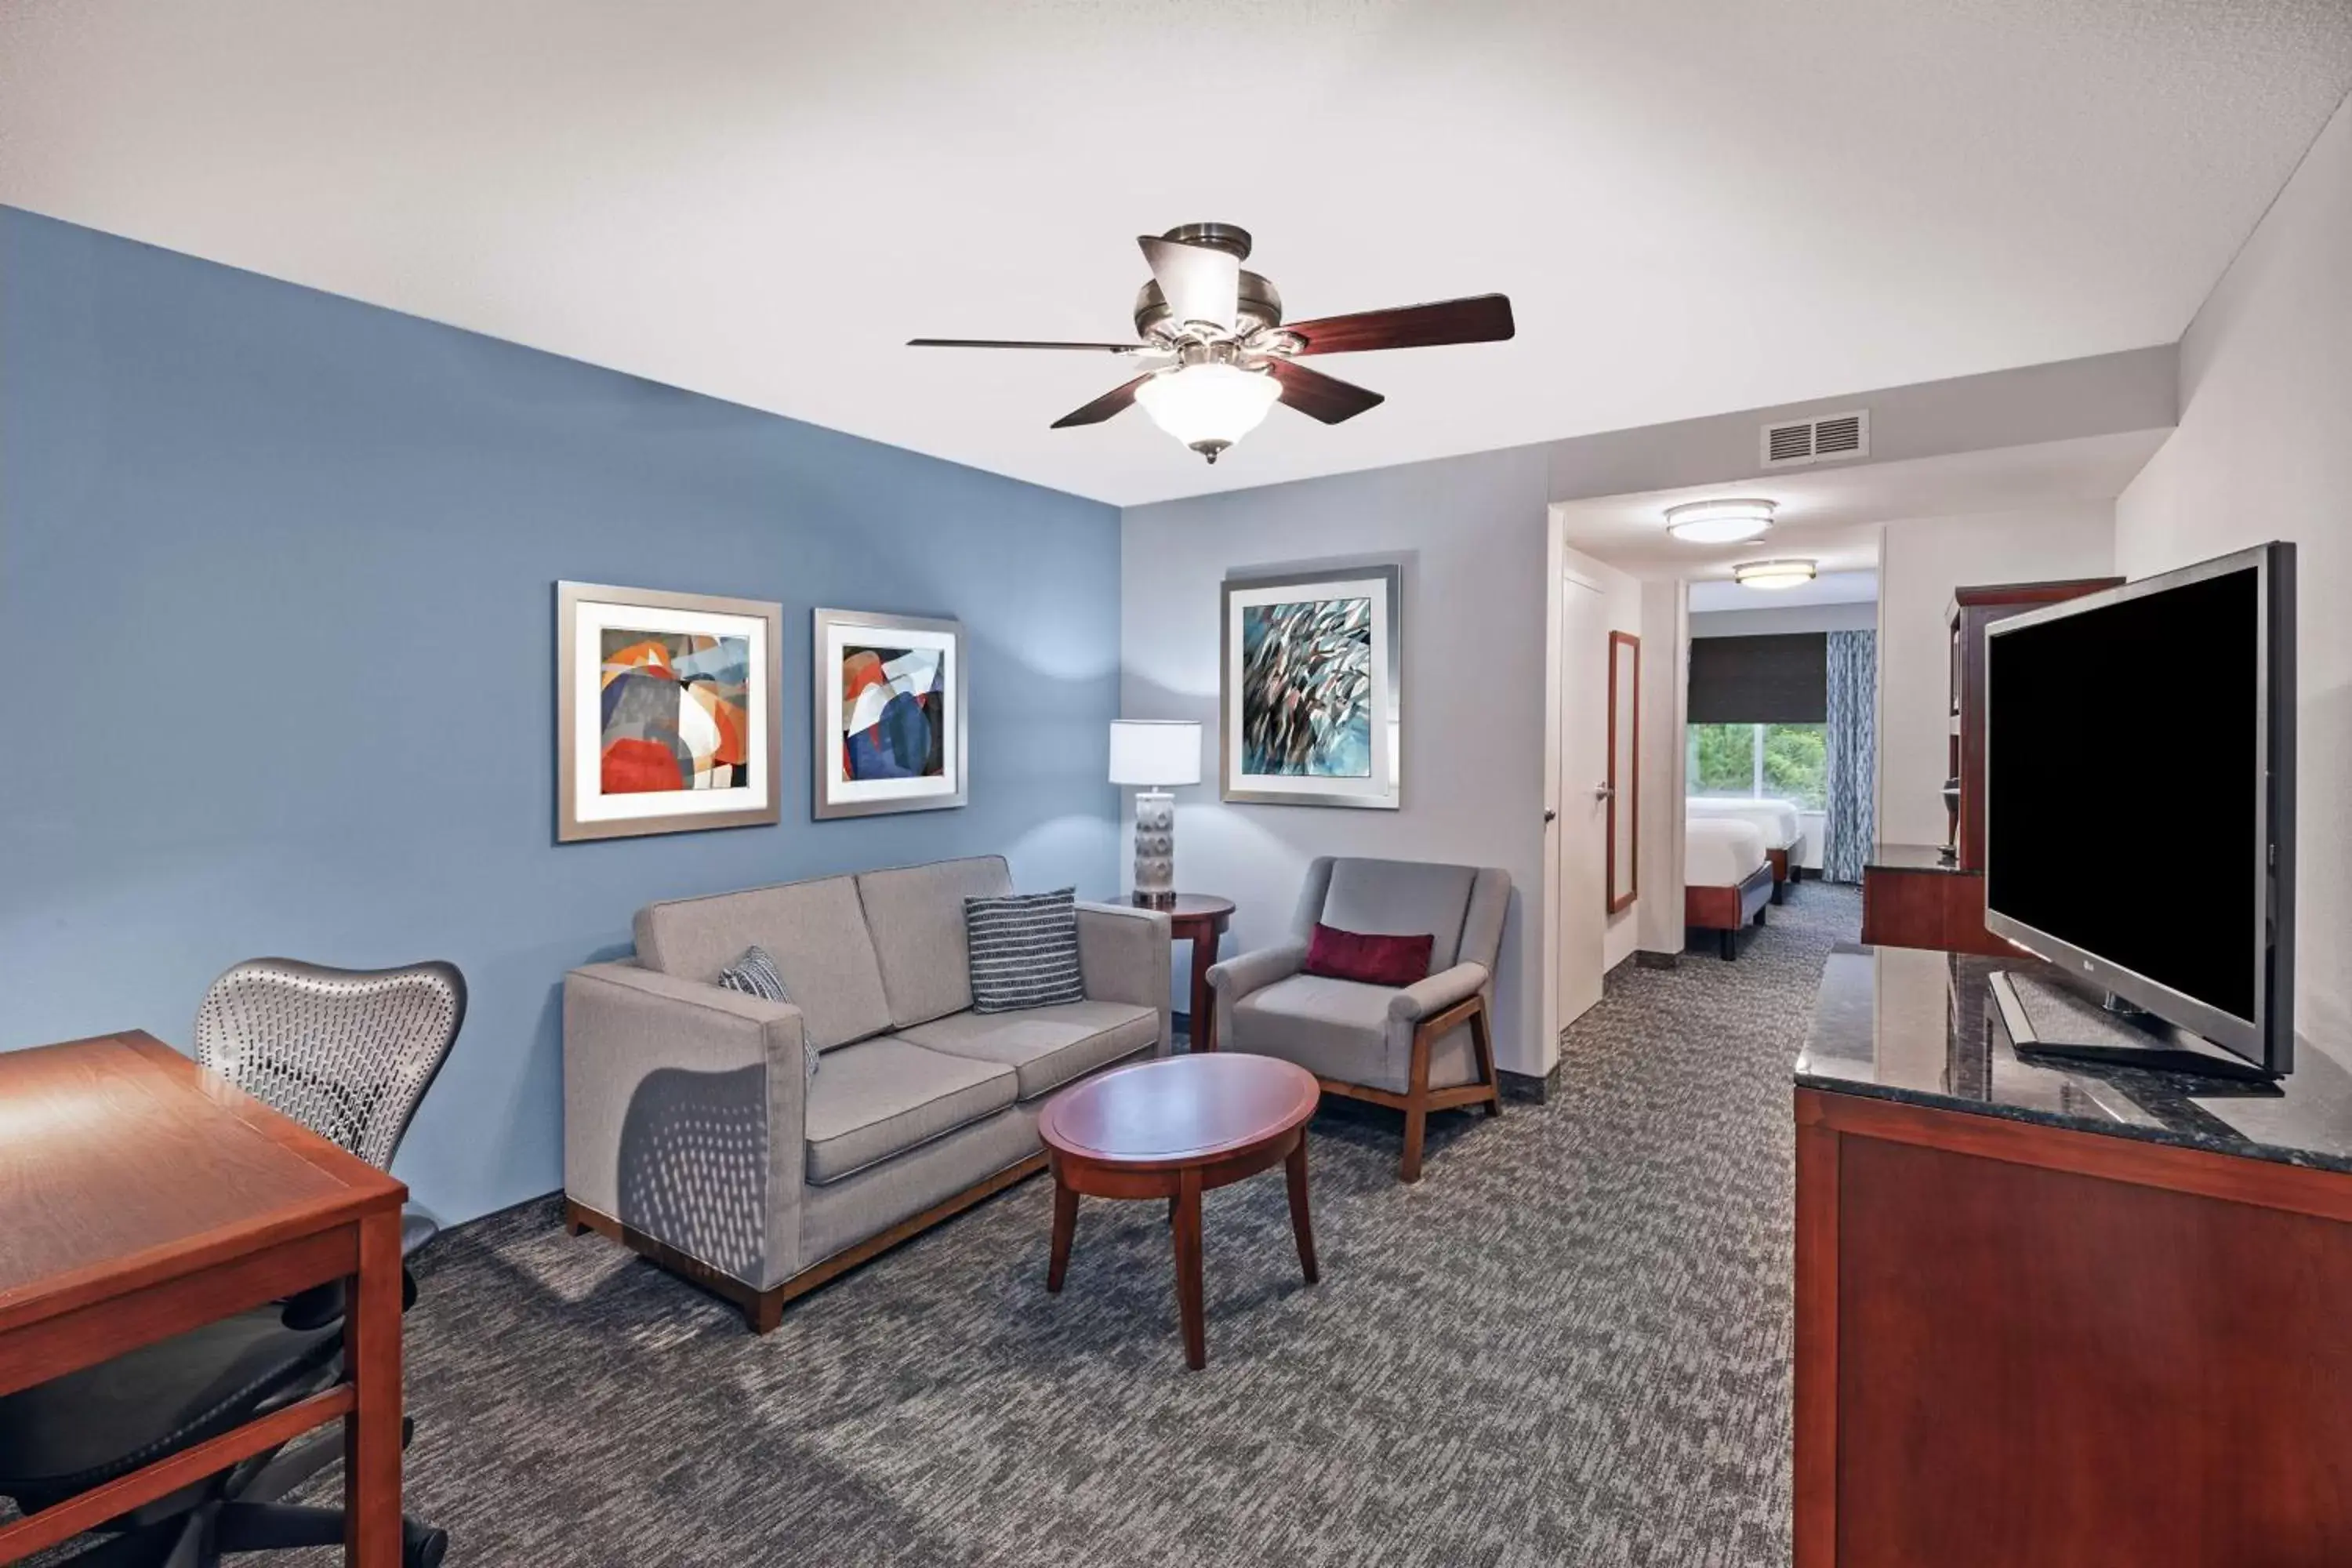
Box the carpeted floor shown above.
[35,885,1861,1567]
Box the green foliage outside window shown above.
[1688,721,1827,811]
[1690,723,1756,796]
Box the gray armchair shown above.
[1207,857,1509,1182]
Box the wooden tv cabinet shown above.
[1795,944,2352,1566]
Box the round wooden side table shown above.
[1142,893,1234,1052]
[1038,1053,1320,1370]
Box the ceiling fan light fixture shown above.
[1733,558,1818,591]
[1664,497,1777,544]
[1134,362,1279,463]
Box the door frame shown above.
[1542,510,1624,1069]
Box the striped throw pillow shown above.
[718,946,790,1003]
[965,888,1087,1013]
[717,946,817,1080]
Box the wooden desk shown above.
[0,1032,408,1566]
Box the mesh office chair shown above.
[0,959,465,1567]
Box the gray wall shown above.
[2118,90,2352,1065]
[0,206,1123,1225]
[1120,448,1554,1075]
[1116,347,2183,1080]
[1874,505,2116,848]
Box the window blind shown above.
[1687,633,1828,724]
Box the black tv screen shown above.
[1984,543,2293,1069]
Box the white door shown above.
[1555,574,1609,1029]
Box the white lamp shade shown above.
[1109,720,1203,786]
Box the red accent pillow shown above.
[1304,924,1434,988]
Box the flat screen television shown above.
[1983,542,2296,1076]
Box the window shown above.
[1688,722,1826,811]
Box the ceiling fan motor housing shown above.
[1134,270,1283,340]
[1131,220,1281,339]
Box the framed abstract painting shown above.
[812,607,967,819]
[1220,563,1402,809]
[556,582,783,842]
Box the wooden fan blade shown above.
[1138,236,1240,332]
[1051,373,1156,429]
[1280,294,1515,356]
[909,338,1144,351]
[1268,360,1385,424]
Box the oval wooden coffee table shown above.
[1038,1052,1320,1370]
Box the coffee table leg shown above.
[1173,1167,1206,1370]
[1287,1134,1319,1285]
[1047,1181,1078,1294]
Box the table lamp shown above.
[1109,720,1202,909]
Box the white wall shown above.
[1690,601,1878,637]
[1120,447,1554,1076]
[1875,504,2117,846]
[2116,91,2352,1065]
[1795,812,1827,872]
[1635,579,1690,956]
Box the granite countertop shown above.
[1864,842,1971,874]
[1797,943,2352,1175]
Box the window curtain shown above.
[1822,630,1876,883]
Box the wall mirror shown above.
[1607,631,1640,913]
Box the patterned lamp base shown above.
[1132,789,1177,909]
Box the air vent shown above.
[1762,408,1871,468]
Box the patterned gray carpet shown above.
[35,886,1859,1567]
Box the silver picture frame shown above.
[812,607,969,819]
[556,581,784,843]
[1220,562,1403,810]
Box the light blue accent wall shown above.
[0,206,1122,1225]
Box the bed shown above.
[1685,797,1809,902]
[1684,817,1775,960]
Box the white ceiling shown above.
[3,2,2347,507]
[1557,427,2170,579]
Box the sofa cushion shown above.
[855,857,1014,1028]
[633,876,893,1051]
[897,1000,1158,1102]
[1319,858,1478,971]
[802,1038,1018,1185]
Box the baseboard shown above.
[1500,1062,1563,1104]
[1634,950,1680,971]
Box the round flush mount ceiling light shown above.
[1664,497,1777,544]
[1134,363,1280,463]
[1733,558,1819,591]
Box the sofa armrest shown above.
[1386,961,1492,1025]
[562,961,810,1288]
[1205,941,1307,1054]
[1075,901,1173,1053]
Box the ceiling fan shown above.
[909,223,1515,463]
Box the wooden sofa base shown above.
[1686,859,1777,961]
[564,1151,1049,1334]
[1314,992,1503,1184]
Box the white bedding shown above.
[1686,817,1769,887]
[1685,796,1802,850]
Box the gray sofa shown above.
[1207,856,1509,1183]
[563,855,1170,1331]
